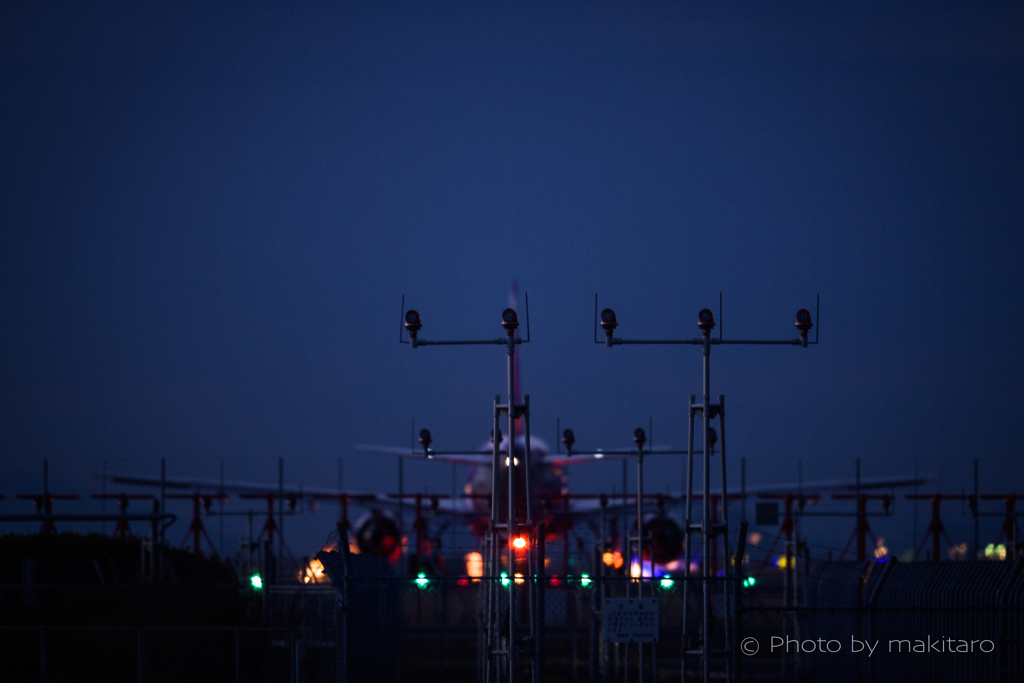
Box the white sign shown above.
[603,598,659,643]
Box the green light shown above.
[415,572,430,588]
[659,578,674,589]
[580,574,592,587]
[742,577,757,588]
[250,574,263,590]
[500,571,510,587]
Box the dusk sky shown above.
[2,2,1022,555]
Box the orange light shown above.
[299,558,327,584]
[602,551,615,567]
[513,536,528,550]
[514,573,525,584]
[465,551,483,578]
[613,550,624,570]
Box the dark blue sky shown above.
[2,2,1022,555]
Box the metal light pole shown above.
[400,296,537,683]
[595,294,818,682]
[556,427,691,683]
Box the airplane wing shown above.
[738,473,939,496]
[552,472,939,516]
[541,445,693,468]
[354,444,494,466]
[109,473,373,499]
[110,472,488,522]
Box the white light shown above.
[594,452,604,459]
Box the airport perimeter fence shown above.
[0,574,709,683]
[4,563,1023,682]
[738,559,1024,683]
[0,623,328,683]
[306,573,726,683]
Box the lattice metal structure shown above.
[399,296,542,683]
[594,294,818,683]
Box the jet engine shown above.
[642,515,684,566]
[353,511,401,562]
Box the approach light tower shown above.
[401,295,539,683]
[595,294,818,683]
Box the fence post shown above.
[536,521,546,683]
[336,587,347,683]
[39,626,45,683]
[998,561,1024,683]
[733,522,748,683]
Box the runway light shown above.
[514,573,525,585]
[250,573,263,590]
[985,544,1007,561]
[415,572,430,589]
[580,574,592,588]
[500,572,510,587]
[659,578,674,590]
[302,558,326,584]
[465,551,483,578]
[513,536,528,550]
[504,457,520,467]
[776,556,788,569]
[743,577,757,588]
[630,562,642,578]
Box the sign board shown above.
[603,598,659,643]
